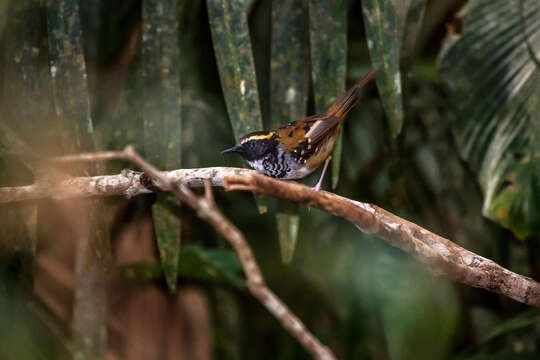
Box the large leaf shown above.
[47,0,98,157]
[362,0,404,139]
[270,0,309,129]
[270,0,309,263]
[206,0,267,213]
[439,0,540,238]
[142,0,182,292]
[309,0,347,189]
[46,0,111,358]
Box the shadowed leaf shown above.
[142,0,182,292]
[362,0,404,139]
[439,0,540,238]
[309,0,347,189]
[47,0,98,157]
[271,0,309,263]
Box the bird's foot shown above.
[311,156,331,192]
[308,156,331,211]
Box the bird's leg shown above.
[313,156,331,192]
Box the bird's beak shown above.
[221,144,244,155]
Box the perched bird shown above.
[222,68,378,191]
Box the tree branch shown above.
[2,149,540,310]
[224,174,540,308]
[0,166,256,203]
[40,147,335,360]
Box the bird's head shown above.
[222,131,278,162]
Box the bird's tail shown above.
[325,68,378,119]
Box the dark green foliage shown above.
[400,0,426,60]
[46,1,110,359]
[151,194,182,291]
[1,0,43,273]
[440,0,540,239]
[142,0,183,292]
[206,0,267,213]
[206,0,264,141]
[270,0,309,263]
[309,0,347,189]
[0,259,69,360]
[361,0,404,139]
[47,0,96,156]
[118,245,245,289]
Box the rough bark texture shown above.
[0,167,255,203]
[225,173,540,308]
[3,150,540,310]
[3,165,540,308]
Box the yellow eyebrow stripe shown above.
[241,132,275,143]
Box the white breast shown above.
[247,159,266,173]
[246,145,319,179]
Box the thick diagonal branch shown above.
[224,174,540,308]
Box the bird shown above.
[222,68,378,191]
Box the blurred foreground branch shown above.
[2,148,540,310]
[25,147,335,360]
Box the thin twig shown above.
[51,150,131,164]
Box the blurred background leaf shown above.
[361,0,404,139]
[46,0,111,358]
[142,0,182,292]
[270,0,309,263]
[1,0,44,285]
[439,0,540,239]
[309,0,347,189]
[399,0,426,61]
[206,0,267,214]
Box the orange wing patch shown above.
[275,116,319,152]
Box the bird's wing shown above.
[304,115,341,144]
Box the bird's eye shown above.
[249,142,255,149]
